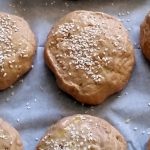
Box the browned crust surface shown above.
[148,138,150,150]
[140,11,150,61]
[37,114,127,150]
[45,10,135,105]
[0,12,36,90]
[0,118,23,150]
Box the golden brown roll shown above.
[0,118,23,150]
[147,138,150,150]
[0,12,36,90]
[140,11,150,61]
[37,114,127,150]
[45,10,134,105]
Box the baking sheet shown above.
[0,0,150,149]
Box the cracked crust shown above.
[0,118,23,150]
[140,11,150,61]
[0,12,36,90]
[37,114,127,150]
[45,10,135,105]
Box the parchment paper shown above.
[0,0,150,149]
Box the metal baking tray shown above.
[0,0,150,149]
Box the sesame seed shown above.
[27,106,31,109]
[50,1,56,5]
[6,97,10,102]
[128,28,131,31]
[11,91,14,96]
[20,79,24,83]
[127,11,130,15]
[26,102,29,106]
[10,85,14,89]
[16,118,20,122]
[118,13,121,16]
[133,127,138,131]
[40,86,44,91]
[126,19,130,22]
[125,118,131,124]
[142,131,145,134]
[0,129,10,140]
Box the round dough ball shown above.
[140,11,150,61]
[45,10,134,105]
[0,12,36,90]
[0,118,23,150]
[37,114,127,150]
[147,138,150,150]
